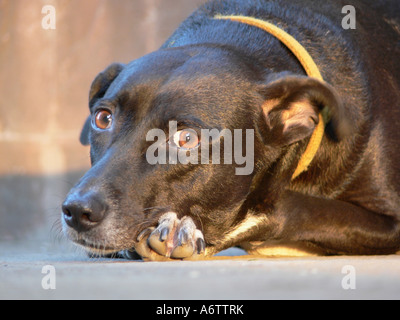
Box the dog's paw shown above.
[133,212,205,261]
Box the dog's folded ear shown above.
[79,63,125,146]
[259,74,351,146]
[80,117,91,146]
[89,63,126,107]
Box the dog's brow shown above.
[175,118,209,130]
[90,99,116,112]
[116,92,133,108]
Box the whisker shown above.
[143,206,160,212]
[192,210,205,234]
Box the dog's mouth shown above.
[63,217,140,257]
[70,236,140,259]
[74,238,120,254]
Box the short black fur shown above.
[62,0,400,258]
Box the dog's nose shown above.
[62,193,108,232]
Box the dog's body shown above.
[62,0,400,260]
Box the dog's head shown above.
[62,45,347,256]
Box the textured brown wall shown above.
[0,0,201,241]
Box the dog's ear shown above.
[79,63,125,146]
[89,63,125,107]
[79,117,91,146]
[259,75,350,146]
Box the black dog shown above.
[62,0,400,260]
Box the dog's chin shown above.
[73,238,121,256]
[64,227,135,257]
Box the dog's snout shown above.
[62,193,108,232]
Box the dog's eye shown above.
[172,129,200,149]
[94,110,113,130]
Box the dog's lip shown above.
[74,238,120,254]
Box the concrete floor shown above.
[1,237,400,300]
